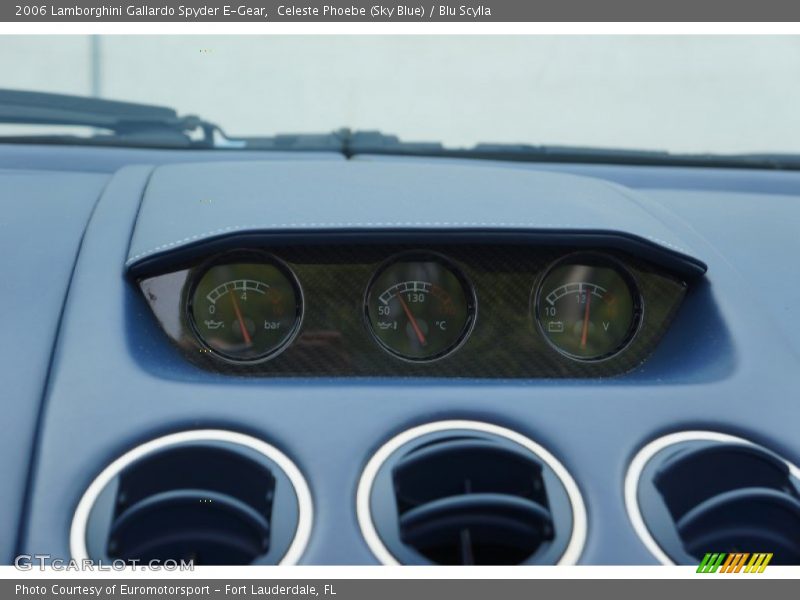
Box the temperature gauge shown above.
[365,253,476,361]
[187,253,303,363]
[534,254,642,361]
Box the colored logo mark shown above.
[696,552,773,573]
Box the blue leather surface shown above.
[7,149,800,565]
[20,165,154,561]
[0,145,343,174]
[0,169,107,561]
[355,153,800,196]
[644,189,800,358]
[125,161,706,275]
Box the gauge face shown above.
[188,256,302,362]
[534,255,642,361]
[365,254,475,361]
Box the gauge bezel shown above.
[363,250,478,363]
[532,251,644,363]
[184,250,305,365]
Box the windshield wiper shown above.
[237,129,800,170]
[2,91,799,169]
[0,89,222,148]
[337,131,800,171]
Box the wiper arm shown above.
[341,131,800,171]
[237,129,800,169]
[0,89,221,147]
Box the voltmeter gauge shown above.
[365,253,476,362]
[187,253,303,363]
[534,254,642,361]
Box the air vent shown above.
[71,430,312,565]
[627,431,800,565]
[358,421,586,565]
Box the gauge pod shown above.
[365,252,476,362]
[533,253,643,361]
[186,252,303,363]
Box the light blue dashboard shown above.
[2,144,799,565]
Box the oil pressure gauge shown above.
[534,253,642,361]
[187,253,303,363]
[365,252,476,362]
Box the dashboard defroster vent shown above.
[357,421,586,565]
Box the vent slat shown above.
[381,432,569,565]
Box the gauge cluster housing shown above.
[139,242,688,377]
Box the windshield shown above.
[2,35,799,155]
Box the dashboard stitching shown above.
[126,223,693,265]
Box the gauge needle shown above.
[398,295,427,345]
[580,290,592,349]
[229,292,252,345]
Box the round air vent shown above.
[626,431,800,565]
[71,430,312,565]
[357,420,586,565]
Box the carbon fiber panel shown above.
[139,243,686,378]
